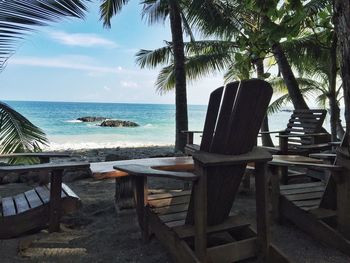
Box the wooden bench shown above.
[0,162,88,239]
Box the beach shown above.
[0,146,349,262]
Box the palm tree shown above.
[0,0,88,154]
[334,0,350,153]
[100,0,191,152]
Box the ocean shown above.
[5,101,334,150]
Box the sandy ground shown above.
[0,146,349,262]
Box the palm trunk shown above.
[334,0,350,153]
[255,59,274,147]
[329,31,341,141]
[169,0,188,152]
[272,42,309,110]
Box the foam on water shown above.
[64,119,82,123]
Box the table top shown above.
[90,156,194,179]
[91,154,327,179]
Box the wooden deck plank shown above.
[14,193,30,214]
[24,189,43,209]
[148,195,191,208]
[152,203,189,215]
[281,186,325,195]
[2,197,16,216]
[174,216,250,239]
[148,190,191,200]
[35,185,50,203]
[280,182,324,190]
[286,192,323,201]
[293,199,321,207]
[61,183,78,199]
[159,211,187,223]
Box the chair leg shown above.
[134,176,150,242]
[193,164,208,262]
[255,163,271,261]
[49,169,63,233]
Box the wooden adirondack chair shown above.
[114,79,289,262]
[0,155,88,239]
[269,139,350,256]
[261,109,331,155]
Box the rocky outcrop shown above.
[77,117,107,122]
[100,120,139,127]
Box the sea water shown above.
[5,101,337,150]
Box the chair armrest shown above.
[259,130,284,134]
[192,147,272,167]
[0,162,89,173]
[276,133,329,138]
[269,157,342,171]
[309,153,337,160]
[113,164,198,181]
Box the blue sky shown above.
[0,1,223,105]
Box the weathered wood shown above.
[285,192,323,201]
[111,79,287,262]
[35,185,50,203]
[193,163,207,262]
[134,176,149,241]
[207,237,257,262]
[261,109,330,157]
[255,162,270,261]
[193,147,272,167]
[91,156,194,179]
[14,193,30,214]
[24,189,43,209]
[280,196,350,256]
[48,169,63,233]
[0,182,81,239]
[0,162,89,173]
[174,216,250,239]
[114,164,198,181]
[281,186,325,195]
[2,197,16,216]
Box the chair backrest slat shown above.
[186,79,273,226]
[200,87,225,152]
[285,109,327,146]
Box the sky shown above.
[0,1,223,105]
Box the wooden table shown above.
[90,157,195,210]
[90,155,320,210]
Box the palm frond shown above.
[141,0,168,25]
[0,102,48,154]
[268,94,292,115]
[155,65,175,94]
[0,0,89,70]
[100,0,129,27]
[135,45,173,68]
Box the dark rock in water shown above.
[100,120,139,127]
[77,116,107,122]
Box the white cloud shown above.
[120,81,139,88]
[103,86,111,91]
[49,31,117,48]
[11,56,123,74]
